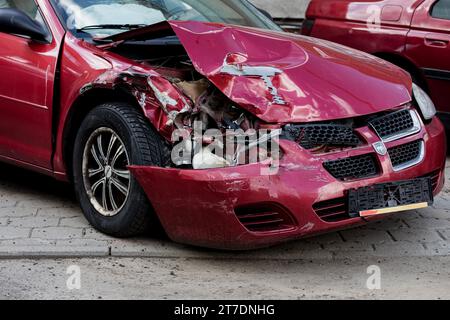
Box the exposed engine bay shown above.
[106,39,280,170]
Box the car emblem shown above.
[373,141,387,156]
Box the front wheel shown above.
[72,103,169,237]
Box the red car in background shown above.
[303,0,450,131]
[0,0,446,250]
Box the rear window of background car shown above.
[432,0,450,20]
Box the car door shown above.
[406,0,450,114]
[0,0,58,169]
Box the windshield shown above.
[50,0,281,38]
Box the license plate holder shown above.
[348,178,433,218]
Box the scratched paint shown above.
[220,57,286,106]
[99,20,412,125]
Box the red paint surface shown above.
[107,20,413,123]
[170,20,412,123]
[305,0,450,115]
[130,117,446,249]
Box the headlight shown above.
[412,83,436,120]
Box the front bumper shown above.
[129,117,447,250]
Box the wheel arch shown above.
[62,87,143,180]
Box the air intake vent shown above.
[323,154,379,181]
[235,204,295,233]
[430,171,440,192]
[284,124,361,150]
[423,170,441,192]
[388,140,424,171]
[369,109,419,141]
[313,197,350,222]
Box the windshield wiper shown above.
[77,24,148,33]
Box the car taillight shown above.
[301,18,315,36]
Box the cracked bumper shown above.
[129,117,447,250]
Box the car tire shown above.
[73,102,170,237]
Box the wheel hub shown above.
[105,165,113,179]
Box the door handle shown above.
[425,37,449,48]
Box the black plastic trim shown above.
[423,68,450,82]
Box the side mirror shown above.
[0,8,50,43]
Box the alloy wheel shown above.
[82,127,131,217]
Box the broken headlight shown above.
[412,83,436,120]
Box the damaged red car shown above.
[0,0,446,250]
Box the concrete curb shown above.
[0,240,448,259]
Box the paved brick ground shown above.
[0,159,448,259]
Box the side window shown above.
[0,0,46,27]
[431,0,450,20]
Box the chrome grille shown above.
[388,140,424,171]
[369,109,421,142]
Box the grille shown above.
[430,171,441,192]
[283,124,360,150]
[369,109,415,139]
[235,204,295,233]
[423,170,441,192]
[388,140,423,169]
[313,197,349,222]
[323,154,379,181]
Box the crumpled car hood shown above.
[106,20,412,123]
